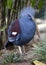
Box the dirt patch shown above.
[3,62,32,65]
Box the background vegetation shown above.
[0,0,46,65]
[0,0,46,49]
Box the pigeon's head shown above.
[19,6,39,18]
[19,6,36,19]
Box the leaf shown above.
[7,0,13,9]
[33,60,45,65]
[31,0,36,7]
[38,0,43,9]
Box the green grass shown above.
[3,53,23,64]
[32,40,46,61]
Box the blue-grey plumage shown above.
[19,6,36,19]
[15,15,36,46]
[5,6,36,48]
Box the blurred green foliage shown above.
[7,0,13,9]
[0,0,45,31]
[38,0,43,9]
[33,40,46,61]
[3,53,23,64]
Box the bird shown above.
[4,6,36,54]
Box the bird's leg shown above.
[18,46,23,55]
[14,45,25,55]
[22,45,26,54]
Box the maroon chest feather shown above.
[11,19,21,36]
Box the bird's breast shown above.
[18,16,36,42]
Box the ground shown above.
[0,20,46,65]
[2,62,32,65]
